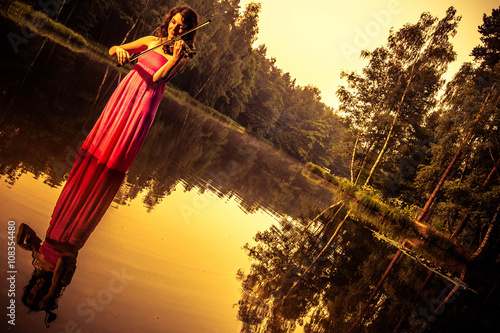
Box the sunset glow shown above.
[240,0,499,107]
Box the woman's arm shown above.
[152,40,190,83]
[109,36,157,65]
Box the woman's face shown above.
[168,13,186,39]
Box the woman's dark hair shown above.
[22,266,64,327]
[156,6,199,44]
[22,269,53,311]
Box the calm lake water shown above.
[0,19,498,333]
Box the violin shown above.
[162,40,196,58]
[115,20,211,67]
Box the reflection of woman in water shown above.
[16,5,199,325]
[17,223,77,325]
[16,153,127,324]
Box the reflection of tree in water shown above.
[0,42,114,187]
[236,204,495,332]
[127,102,335,218]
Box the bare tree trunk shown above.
[92,1,150,114]
[364,111,398,186]
[469,203,499,260]
[41,0,68,70]
[278,210,351,308]
[364,65,416,186]
[5,0,68,113]
[194,55,228,100]
[130,21,140,41]
[350,133,360,182]
[194,46,234,99]
[354,139,375,185]
[483,283,497,305]
[93,67,110,106]
[417,84,496,223]
[459,158,468,183]
[63,0,80,25]
[350,95,375,184]
[420,196,438,224]
[301,202,343,236]
[120,0,151,45]
[305,210,349,271]
[490,148,500,178]
[91,8,113,108]
[98,10,112,43]
[431,269,466,318]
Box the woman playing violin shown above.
[18,5,200,325]
[111,5,198,82]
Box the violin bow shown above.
[116,19,211,67]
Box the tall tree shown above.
[365,8,460,185]
[338,7,460,189]
[472,6,500,70]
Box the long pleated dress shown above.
[40,51,169,264]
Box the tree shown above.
[338,7,461,190]
[415,7,500,241]
[237,45,285,135]
[186,1,260,109]
[472,6,500,70]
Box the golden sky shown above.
[239,0,499,108]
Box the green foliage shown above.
[164,84,241,128]
[410,6,500,253]
[472,6,500,69]
[305,163,418,238]
[338,7,460,191]
[305,162,354,191]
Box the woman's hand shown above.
[171,40,186,60]
[16,223,40,251]
[152,40,189,83]
[19,234,32,251]
[115,46,130,65]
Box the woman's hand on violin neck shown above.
[115,46,130,65]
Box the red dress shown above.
[40,51,169,264]
[81,51,168,173]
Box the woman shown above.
[83,5,199,172]
[17,5,199,323]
